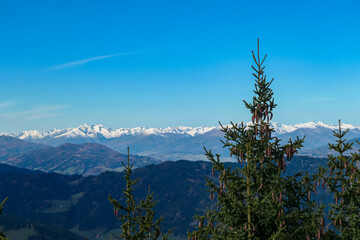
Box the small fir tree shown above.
[188,40,323,240]
[108,147,171,240]
[318,120,360,239]
[0,197,8,240]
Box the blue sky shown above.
[0,0,359,132]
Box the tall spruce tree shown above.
[188,40,323,240]
[108,147,171,240]
[0,197,8,240]
[318,120,360,239]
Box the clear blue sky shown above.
[0,0,359,132]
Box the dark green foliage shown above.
[318,120,360,239]
[28,224,85,240]
[0,197,7,240]
[108,147,171,239]
[0,214,85,240]
[189,40,323,239]
[0,161,213,237]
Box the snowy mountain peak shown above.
[2,122,360,141]
[269,121,360,134]
[1,124,219,140]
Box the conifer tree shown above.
[188,40,323,239]
[108,147,171,240]
[318,120,360,239]
[0,197,8,240]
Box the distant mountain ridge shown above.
[0,136,48,160]
[2,122,360,160]
[0,136,161,176]
[3,142,161,176]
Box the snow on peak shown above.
[1,124,218,140]
[270,121,360,134]
[2,122,360,140]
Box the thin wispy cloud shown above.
[0,101,14,109]
[27,113,61,120]
[0,105,70,120]
[303,97,335,102]
[45,52,133,71]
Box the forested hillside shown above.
[0,157,328,239]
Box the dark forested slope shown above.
[0,156,328,238]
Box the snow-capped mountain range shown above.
[2,121,360,160]
[2,124,218,140]
[3,121,359,140]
